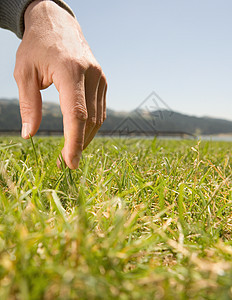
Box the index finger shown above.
[55,72,87,169]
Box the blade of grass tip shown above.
[29,134,38,167]
[58,153,77,192]
[53,172,64,190]
[68,167,74,186]
[58,153,70,190]
[178,183,185,225]
[59,153,66,172]
[78,184,88,229]
[60,153,76,186]
[51,190,67,222]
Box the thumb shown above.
[14,68,42,139]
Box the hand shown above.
[14,0,107,169]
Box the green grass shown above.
[0,137,232,299]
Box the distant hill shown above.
[0,98,63,132]
[0,98,232,136]
[102,108,232,136]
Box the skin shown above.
[14,0,107,169]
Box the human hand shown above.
[14,0,107,169]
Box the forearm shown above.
[0,0,75,38]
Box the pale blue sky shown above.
[0,0,232,120]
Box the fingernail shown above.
[71,155,81,169]
[21,123,31,139]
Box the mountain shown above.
[103,108,232,136]
[0,98,232,136]
[0,98,63,132]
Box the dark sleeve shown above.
[0,0,75,39]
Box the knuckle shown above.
[63,57,86,75]
[14,63,30,83]
[20,101,33,116]
[94,65,102,77]
[86,117,97,129]
[13,66,23,81]
[70,104,88,121]
[86,63,102,78]
[96,118,104,128]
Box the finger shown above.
[84,75,106,149]
[14,66,42,139]
[103,80,107,122]
[56,73,87,169]
[83,67,101,145]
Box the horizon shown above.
[1,96,232,122]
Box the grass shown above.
[0,136,232,299]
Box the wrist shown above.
[25,0,52,21]
[25,0,75,18]
[24,0,75,31]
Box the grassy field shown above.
[0,137,232,300]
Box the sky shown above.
[0,0,232,120]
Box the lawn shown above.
[0,137,232,300]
